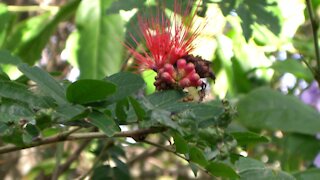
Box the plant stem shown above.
[0,127,166,155]
[306,0,320,75]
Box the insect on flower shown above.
[125,0,215,91]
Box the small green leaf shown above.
[206,162,239,179]
[173,133,189,154]
[115,98,129,122]
[128,97,146,121]
[66,79,116,104]
[231,131,269,146]
[189,146,208,167]
[25,123,40,137]
[88,111,120,137]
[18,64,67,105]
[106,72,145,102]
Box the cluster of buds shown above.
[124,0,215,95]
[154,59,203,90]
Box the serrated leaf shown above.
[18,64,66,105]
[206,162,239,178]
[88,111,120,137]
[66,79,116,104]
[237,87,320,135]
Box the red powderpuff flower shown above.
[126,0,202,71]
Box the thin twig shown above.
[0,127,166,154]
[52,139,92,179]
[128,147,162,166]
[306,0,320,71]
[75,140,114,180]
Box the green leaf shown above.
[236,157,295,180]
[294,169,320,180]
[206,162,239,179]
[146,90,185,109]
[1,128,24,146]
[25,123,40,137]
[0,81,51,108]
[0,101,34,123]
[92,165,113,179]
[237,4,254,41]
[280,134,320,171]
[189,146,208,167]
[0,50,22,65]
[115,98,129,122]
[231,131,269,146]
[55,104,86,120]
[75,0,124,79]
[236,0,281,41]
[0,3,12,47]
[271,59,313,82]
[173,132,189,154]
[106,72,145,102]
[88,111,120,137]
[150,109,181,131]
[237,87,320,135]
[5,0,81,65]
[128,97,146,121]
[18,64,66,105]
[66,79,116,104]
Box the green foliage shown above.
[5,0,81,65]
[66,79,116,104]
[238,87,320,135]
[74,0,124,79]
[0,0,320,179]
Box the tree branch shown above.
[0,127,166,155]
[306,0,320,81]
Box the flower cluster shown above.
[125,0,215,91]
